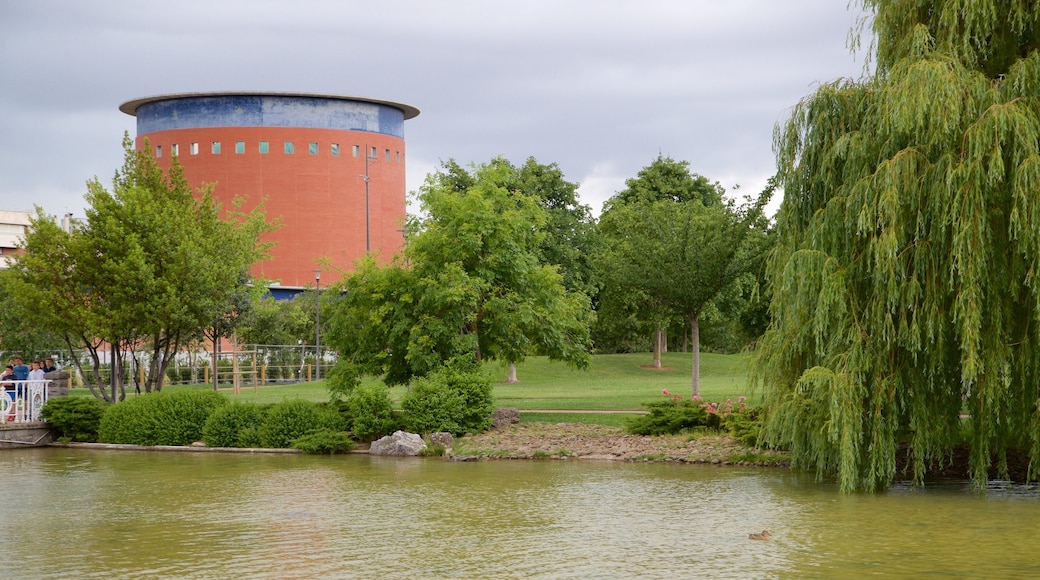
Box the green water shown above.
[0,448,1037,579]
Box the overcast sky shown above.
[0,1,872,219]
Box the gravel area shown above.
[452,422,789,466]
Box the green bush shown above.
[402,359,495,436]
[343,383,399,441]
[98,389,227,446]
[41,396,109,442]
[722,405,763,447]
[259,399,346,449]
[291,429,355,455]
[202,402,266,448]
[626,397,709,436]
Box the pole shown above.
[314,269,321,381]
[364,144,371,253]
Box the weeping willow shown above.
[757,0,1040,491]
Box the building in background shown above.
[119,92,420,296]
[0,210,32,269]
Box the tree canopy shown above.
[8,134,271,401]
[597,156,771,395]
[324,157,593,388]
[756,0,1040,491]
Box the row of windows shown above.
[155,142,403,163]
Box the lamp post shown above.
[314,269,321,381]
[360,144,378,253]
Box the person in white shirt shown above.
[27,361,45,381]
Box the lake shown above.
[0,447,1037,578]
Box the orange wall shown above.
[137,127,406,287]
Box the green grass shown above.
[68,351,756,414]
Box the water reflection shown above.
[0,448,1038,578]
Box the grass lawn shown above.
[68,351,757,414]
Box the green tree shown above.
[8,134,271,402]
[596,157,770,393]
[325,157,593,388]
[756,1,1040,491]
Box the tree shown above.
[8,134,271,402]
[597,183,770,396]
[596,156,770,393]
[325,157,593,388]
[0,268,67,360]
[756,1,1040,491]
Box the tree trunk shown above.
[652,326,663,368]
[691,314,701,398]
[506,363,519,384]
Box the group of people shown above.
[0,356,57,385]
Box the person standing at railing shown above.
[28,361,45,382]
[0,365,14,387]
[42,358,57,373]
[11,356,28,381]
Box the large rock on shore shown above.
[492,407,520,429]
[369,431,427,456]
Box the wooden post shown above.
[204,365,209,385]
[232,330,240,395]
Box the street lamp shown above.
[360,144,379,253]
[314,269,321,381]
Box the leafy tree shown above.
[325,157,593,387]
[0,268,66,360]
[597,157,771,394]
[756,0,1040,491]
[8,134,271,402]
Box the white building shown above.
[0,210,32,269]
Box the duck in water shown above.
[748,530,772,540]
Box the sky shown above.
[0,1,872,220]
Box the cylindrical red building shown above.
[119,92,420,293]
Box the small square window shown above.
[352,145,360,157]
[309,142,318,155]
[171,144,179,157]
[331,143,340,156]
[396,151,401,163]
[156,145,162,158]
[369,146,377,158]
[235,141,245,154]
[284,142,295,154]
[190,142,199,155]
[211,141,221,154]
[259,141,269,154]
[385,148,391,161]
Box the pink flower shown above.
[738,396,746,403]
[692,395,702,402]
[662,389,671,396]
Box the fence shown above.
[0,380,50,423]
[67,344,333,389]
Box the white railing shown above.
[0,380,50,423]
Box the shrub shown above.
[401,358,495,436]
[259,399,346,449]
[98,389,228,446]
[722,405,763,447]
[41,396,108,442]
[626,396,708,436]
[291,429,355,455]
[343,383,399,441]
[202,402,266,448]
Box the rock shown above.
[369,430,427,456]
[450,455,479,462]
[190,441,207,447]
[429,432,454,447]
[491,407,520,429]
